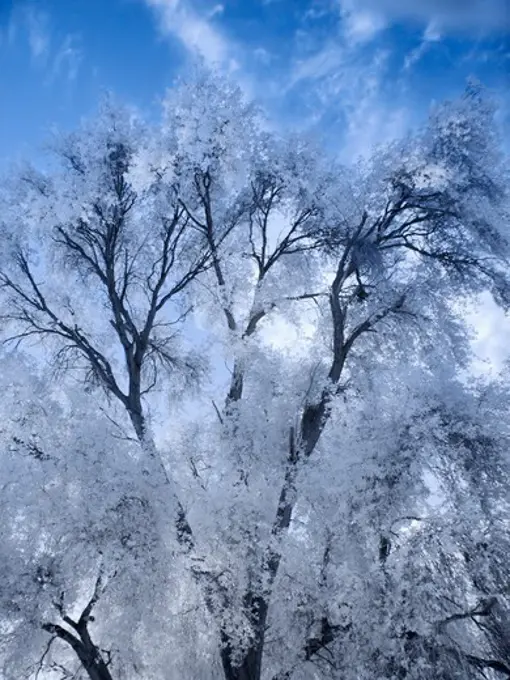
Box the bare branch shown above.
[34,635,57,680]
[436,597,499,634]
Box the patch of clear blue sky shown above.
[0,0,180,163]
[0,0,508,167]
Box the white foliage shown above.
[0,69,509,680]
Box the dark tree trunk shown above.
[42,622,114,680]
[220,596,269,680]
[74,646,114,680]
[220,642,264,680]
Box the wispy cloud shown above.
[289,44,345,88]
[403,21,442,71]
[336,0,510,35]
[51,35,82,82]
[339,1,386,46]
[341,84,409,161]
[344,10,386,44]
[140,0,410,159]
[143,0,236,69]
[0,4,51,63]
[25,6,50,61]
[3,3,83,82]
[286,10,410,161]
[253,47,272,65]
[140,0,507,165]
[208,4,224,19]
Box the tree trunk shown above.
[74,647,114,680]
[221,643,264,680]
[42,623,114,680]
[220,596,268,680]
[221,640,266,680]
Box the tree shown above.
[274,368,510,680]
[0,70,509,679]
[0,357,149,679]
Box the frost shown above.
[0,71,509,680]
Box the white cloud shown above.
[208,4,224,19]
[337,51,410,161]
[2,4,81,81]
[346,10,386,43]
[424,21,441,41]
[51,35,82,82]
[23,6,51,62]
[253,47,271,65]
[287,32,410,160]
[403,20,442,70]
[143,0,235,69]
[288,0,507,161]
[339,3,386,45]
[343,100,409,162]
[337,0,509,34]
[289,44,345,88]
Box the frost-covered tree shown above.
[272,367,510,680]
[0,69,509,680]
[0,357,155,679]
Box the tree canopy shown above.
[0,69,509,680]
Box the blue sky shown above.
[0,0,508,167]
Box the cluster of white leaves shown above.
[0,68,509,680]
